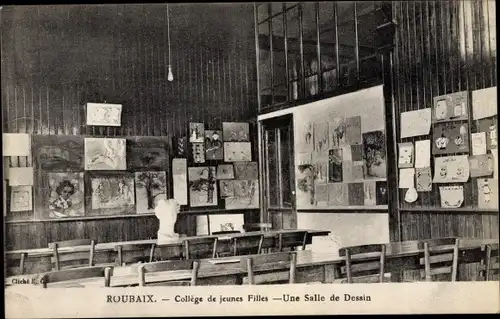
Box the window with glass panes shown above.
[255,2,390,111]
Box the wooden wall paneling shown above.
[392,0,498,245]
[2,4,258,249]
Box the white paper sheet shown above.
[10,185,33,212]
[209,214,244,234]
[472,86,497,120]
[398,142,414,168]
[433,155,470,183]
[2,133,31,156]
[399,168,415,189]
[414,140,431,168]
[86,103,123,126]
[172,158,188,205]
[471,132,487,155]
[477,178,499,210]
[439,185,464,208]
[6,167,34,186]
[400,108,432,138]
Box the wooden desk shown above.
[5,229,330,275]
[6,238,497,287]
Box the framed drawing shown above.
[135,171,167,214]
[188,167,218,207]
[86,173,136,216]
[216,164,235,179]
[32,135,84,171]
[86,102,122,126]
[127,137,169,171]
[432,122,469,155]
[192,143,206,163]
[432,91,469,122]
[222,122,250,142]
[189,123,205,143]
[46,172,85,218]
[84,138,126,170]
[223,142,252,162]
[205,130,223,160]
[362,130,387,179]
[233,162,258,180]
[10,186,32,212]
[225,180,259,210]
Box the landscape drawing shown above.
[362,131,387,179]
[188,166,218,207]
[127,137,169,171]
[91,176,135,210]
[135,171,167,213]
[225,180,259,210]
[32,135,84,171]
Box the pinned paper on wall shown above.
[86,103,122,126]
[327,183,348,206]
[399,168,415,189]
[189,123,205,143]
[216,164,235,179]
[223,142,252,162]
[347,183,364,206]
[192,143,205,163]
[314,122,329,152]
[398,142,414,168]
[432,91,469,122]
[328,149,343,183]
[297,152,312,165]
[468,154,494,177]
[472,86,497,120]
[363,181,377,206]
[84,138,126,170]
[315,184,329,204]
[400,108,432,138]
[471,132,487,155]
[478,118,498,150]
[439,185,464,208]
[433,155,470,183]
[432,122,469,155]
[3,133,31,157]
[10,185,32,212]
[414,140,431,168]
[477,178,498,210]
[492,149,498,180]
[415,167,432,192]
[172,158,188,205]
[6,167,34,186]
[219,180,234,198]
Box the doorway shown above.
[260,114,296,230]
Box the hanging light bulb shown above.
[166,3,173,82]
[168,65,173,82]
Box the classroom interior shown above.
[2,2,498,287]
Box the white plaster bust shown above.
[155,198,180,243]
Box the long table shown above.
[5,238,497,287]
[5,229,330,275]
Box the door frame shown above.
[258,114,296,228]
